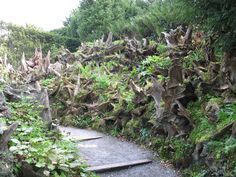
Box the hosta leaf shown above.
[58,165,70,172]
[11,138,20,144]
[65,154,74,160]
[47,164,55,170]
[17,150,24,155]
[29,147,38,152]
[31,137,44,143]
[9,146,18,152]
[35,161,46,168]
[48,153,58,164]
[43,170,50,176]
[69,161,80,168]
[26,158,33,164]
[24,127,33,133]
[19,145,29,149]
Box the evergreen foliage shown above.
[64,0,148,41]
[62,0,235,52]
[183,0,236,52]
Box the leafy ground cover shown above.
[0,98,95,177]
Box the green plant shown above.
[156,44,169,54]
[138,55,171,83]
[120,89,135,111]
[142,55,172,69]
[79,65,93,78]
[183,49,204,68]
[40,77,56,88]
[224,138,236,155]
[140,128,151,141]
[1,99,93,176]
[111,128,120,137]
[76,115,93,128]
[94,75,110,90]
[153,137,193,162]
[104,61,119,70]
[188,95,236,143]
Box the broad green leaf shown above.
[47,164,55,170]
[9,146,18,152]
[43,170,50,176]
[35,161,46,168]
[11,138,20,144]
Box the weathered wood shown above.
[73,74,80,97]
[183,25,193,45]
[232,121,236,138]
[36,88,52,128]
[44,50,51,73]
[0,122,18,151]
[212,122,234,140]
[79,136,103,141]
[87,159,152,172]
[148,77,164,109]
[21,52,28,72]
[106,32,113,46]
[73,136,103,142]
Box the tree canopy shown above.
[185,0,236,52]
[60,0,235,53]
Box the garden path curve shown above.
[59,126,178,177]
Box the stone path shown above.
[59,126,178,177]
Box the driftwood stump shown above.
[0,123,18,177]
[0,123,18,151]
